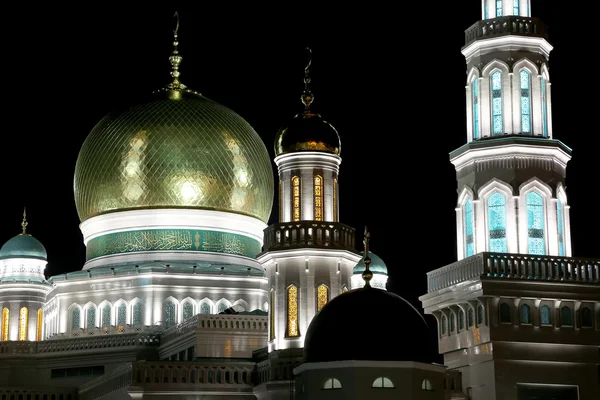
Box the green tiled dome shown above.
[0,234,47,260]
[74,90,274,223]
[352,251,388,276]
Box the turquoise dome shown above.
[352,251,388,276]
[0,234,47,260]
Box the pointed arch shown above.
[198,298,214,315]
[98,300,113,327]
[555,183,570,257]
[83,302,98,329]
[18,307,28,340]
[163,297,178,325]
[233,299,250,313]
[1,307,9,341]
[68,303,83,331]
[216,298,232,314]
[286,284,300,338]
[181,297,196,321]
[114,299,128,327]
[479,179,515,253]
[130,297,143,326]
[519,179,552,255]
[466,67,482,141]
[316,283,329,312]
[457,187,477,259]
[539,63,552,138]
[36,309,43,341]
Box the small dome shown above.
[0,234,47,260]
[304,286,436,363]
[353,251,388,276]
[274,111,341,157]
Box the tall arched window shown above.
[468,308,474,327]
[450,313,456,332]
[488,192,507,252]
[269,290,275,341]
[513,0,519,15]
[491,71,503,134]
[316,284,329,312]
[496,0,503,17]
[286,285,300,337]
[477,304,485,325]
[72,308,81,330]
[484,0,489,19]
[200,302,211,315]
[117,303,127,326]
[87,306,96,328]
[581,307,593,328]
[314,175,323,221]
[133,303,143,325]
[292,176,301,222]
[560,306,572,326]
[165,302,176,324]
[18,307,28,340]
[520,70,531,133]
[441,315,447,334]
[557,200,565,256]
[537,305,550,326]
[472,78,480,139]
[183,302,194,320]
[1,308,8,341]
[102,305,111,327]
[541,76,548,137]
[500,303,511,323]
[333,178,338,222]
[218,302,228,314]
[520,304,531,324]
[526,191,545,255]
[36,309,43,341]
[465,197,475,256]
[459,309,465,330]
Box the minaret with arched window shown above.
[454,0,572,259]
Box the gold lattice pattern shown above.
[314,175,323,221]
[292,177,301,221]
[317,284,329,312]
[2,308,8,341]
[18,307,28,341]
[36,309,43,341]
[287,285,299,337]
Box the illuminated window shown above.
[557,200,565,256]
[513,0,519,15]
[581,307,593,328]
[292,176,301,222]
[286,285,300,337]
[441,315,447,334]
[526,191,545,255]
[18,307,28,340]
[477,304,485,325]
[117,303,127,326]
[314,175,323,221]
[421,379,434,391]
[218,302,228,314]
[71,308,81,330]
[468,308,474,327]
[183,302,194,320]
[541,76,548,137]
[333,178,338,222]
[488,192,507,252]
[472,78,480,139]
[496,0,503,17]
[520,70,531,133]
[133,303,143,325]
[459,309,465,330]
[316,284,329,312]
[520,304,531,324]
[491,71,503,134]
[269,290,275,340]
[200,302,211,314]
[165,302,176,324]
[102,305,111,327]
[323,378,342,389]
[465,197,475,256]
[87,306,96,328]
[1,308,8,341]
[540,305,551,325]
[560,306,572,326]
[450,313,456,332]
[500,303,511,323]
[372,377,395,388]
[36,309,43,341]
[484,1,489,19]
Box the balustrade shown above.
[464,16,548,46]
[261,221,356,253]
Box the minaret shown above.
[419,3,600,399]
[256,47,361,365]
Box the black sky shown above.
[1,1,598,308]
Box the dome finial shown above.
[362,226,373,287]
[21,207,28,235]
[166,11,186,91]
[301,47,314,112]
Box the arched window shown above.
[372,377,395,388]
[36,309,43,341]
[491,70,503,134]
[333,178,338,222]
[18,307,28,340]
[520,304,531,324]
[200,302,211,315]
[421,378,434,391]
[165,302,176,324]
[316,284,329,312]
[183,302,194,320]
[581,307,593,328]
[314,175,323,221]
[520,70,531,133]
[541,76,548,137]
[484,1,489,19]
[560,306,572,326]
[465,197,475,256]
[1,308,8,341]
[526,191,545,255]
[117,303,127,326]
[292,176,301,222]
[459,309,465,330]
[132,303,143,325]
[450,313,456,333]
[86,306,96,328]
[102,305,111,327]
[477,304,485,325]
[286,285,300,337]
[488,192,507,252]
[468,308,474,327]
[269,290,275,341]
[496,0,503,17]
[441,315,447,334]
[472,78,480,139]
[72,308,81,330]
[540,305,551,325]
[218,302,228,314]
[323,377,342,389]
[557,200,565,256]
[500,303,511,323]
[513,0,519,15]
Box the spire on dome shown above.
[301,47,314,112]
[21,207,28,235]
[362,226,373,287]
[165,11,186,91]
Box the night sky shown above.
[1,1,597,313]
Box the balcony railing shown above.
[464,16,548,46]
[427,252,600,293]
[260,221,357,254]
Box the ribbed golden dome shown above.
[74,89,274,223]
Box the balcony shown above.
[464,16,548,46]
[260,221,357,254]
[427,252,600,293]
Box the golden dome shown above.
[73,89,274,223]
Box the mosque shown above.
[0,1,598,399]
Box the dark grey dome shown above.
[303,286,437,363]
